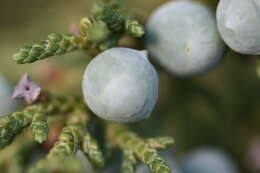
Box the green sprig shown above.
[47,108,90,159]
[13,33,87,64]
[106,123,174,173]
[95,6,125,32]
[68,108,105,168]
[122,150,137,173]
[0,96,79,149]
[31,108,105,172]
[30,114,84,172]
[79,17,94,37]
[82,132,105,168]
[31,106,48,144]
[0,105,39,149]
[125,19,145,37]
[13,0,145,64]
[48,125,81,158]
[147,136,175,150]
[88,21,111,43]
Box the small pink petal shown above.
[12,73,42,104]
[69,24,80,36]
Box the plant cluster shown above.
[1,0,173,173]
[1,0,260,173]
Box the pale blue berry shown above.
[181,148,239,173]
[82,47,158,123]
[217,0,260,55]
[0,75,17,115]
[146,0,226,77]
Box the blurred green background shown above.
[1,0,260,173]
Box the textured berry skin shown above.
[181,148,238,173]
[217,0,260,55]
[82,48,158,123]
[0,75,17,115]
[146,0,226,77]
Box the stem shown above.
[13,33,88,64]
[106,123,174,173]
[30,107,104,172]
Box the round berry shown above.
[181,148,238,173]
[217,0,260,54]
[82,48,158,123]
[146,1,226,77]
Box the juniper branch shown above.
[13,0,145,65]
[31,108,104,172]
[48,126,80,158]
[0,105,39,149]
[0,96,79,149]
[106,123,175,173]
[13,33,88,64]
[29,125,81,173]
[146,137,175,150]
[46,108,90,159]
[89,21,111,43]
[122,150,137,173]
[68,108,105,168]
[79,18,93,37]
[81,132,105,168]
[30,110,86,172]
[125,19,145,37]
[95,6,125,32]
[92,0,145,37]
[31,105,48,144]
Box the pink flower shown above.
[12,73,42,104]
